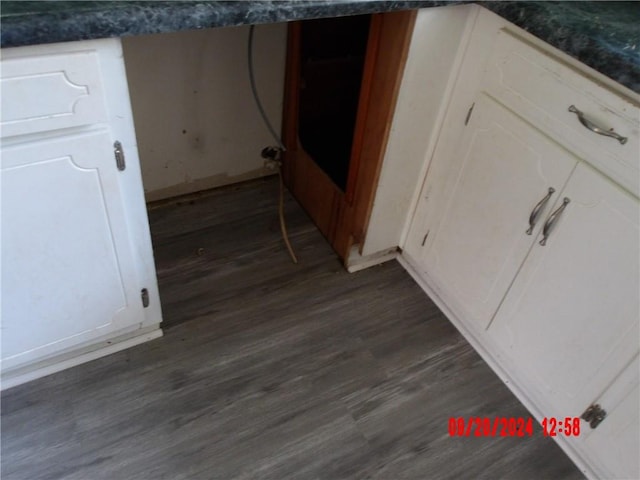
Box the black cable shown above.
[248,25,286,151]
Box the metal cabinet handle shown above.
[539,197,570,246]
[526,187,555,235]
[568,105,627,145]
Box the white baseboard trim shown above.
[346,246,398,273]
[1,326,163,390]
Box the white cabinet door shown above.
[488,162,640,421]
[415,95,577,331]
[1,130,147,370]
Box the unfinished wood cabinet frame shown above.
[282,10,417,262]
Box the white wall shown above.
[122,24,287,202]
[361,5,478,256]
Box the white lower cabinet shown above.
[488,162,640,421]
[1,38,162,388]
[400,6,640,479]
[414,94,576,332]
[2,132,149,370]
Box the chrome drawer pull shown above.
[539,197,570,246]
[526,187,555,235]
[568,105,627,145]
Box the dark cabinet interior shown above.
[298,15,371,191]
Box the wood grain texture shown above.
[347,10,417,253]
[1,178,583,480]
[282,20,345,250]
[343,14,383,205]
[282,11,416,262]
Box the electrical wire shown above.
[277,163,298,264]
[248,25,298,264]
[248,25,286,151]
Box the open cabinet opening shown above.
[121,11,415,271]
[298,15,371,191]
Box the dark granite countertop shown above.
[0,1,443,44]
[483,2,640,94]
[1,1,639,93]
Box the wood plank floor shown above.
[1,177,583,480]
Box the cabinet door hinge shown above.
[465,102,475,126]
[421,230,430,247]
[114,141,126,171]
[581,403,606,429]
[141,288,150,308]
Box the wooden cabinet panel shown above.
[282,11,416,261]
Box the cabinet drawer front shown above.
[1,50,108,138]
[483,30,640,197]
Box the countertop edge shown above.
[1,1,638,93]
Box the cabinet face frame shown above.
[281,10,417,261]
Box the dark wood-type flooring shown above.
[1,177,583,479]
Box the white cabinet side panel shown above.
[97,38,163,329]
[362,4,478,256]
